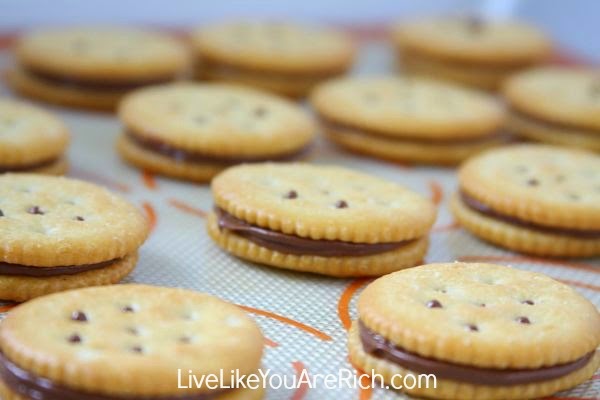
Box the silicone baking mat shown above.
[0,39,598,400]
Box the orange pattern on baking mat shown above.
[348,356,373,400]
[141,201,157,232]
[168,198,208,218]
[237,304,332,342]
[338,278,372,331]
[428,180,443,206]
[141,170,157,190]
[290,361,310,400]
[264,337,279,348]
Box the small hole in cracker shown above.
[526,179,539,187]
[182,312,198,321]
[121,305,136,313]
[335,200,349,209]
[466,324,479,332]
[516,316,531,324]
[254,107,267,118]
[68,333,82,344]
[131,345,144,354]
[126,327,140,336]
[426,299,442,308]
[74,216,85,221]
[522,300,535,305]
[27,206,45,215]
[71,311,88,322]
[179,336,192,344]
[284,190,298,199]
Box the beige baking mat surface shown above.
[0,42,598,400]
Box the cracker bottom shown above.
[0,379,265,400]
[116,134,223,183]
[450,193,600,257]
[507,112,600,152]
[6,68,124,111]
[0,252,138,302]
[1,157,68,176]
[348,321,600,400]
[207,212,428,277]
[196,67,321,98]
[398,52,512,91]
[324,127,503,165]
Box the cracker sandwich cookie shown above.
[504,67,600,152]
[8,27,191,110]
[0,174,149,301]
[349,262,600,400]
[0,99,69,175]
[117,83,315,182]
[191,21,355,97]
[311,77,506,165]
[208,163,436,277]
[0,284,265,399]
[392,17,551,90]
[452,144,600,257]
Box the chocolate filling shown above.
[0,351,226,400]
[400,48,535,71]
[200,57,345,80]
[0,259,119,277]
[511,108,600,136]
[126,131,311,165]
[216,208,414,256]
[359,320,595,386]
[320,116,508,144]
[460,191,600,239]
[0,157,60,173]
[23,67,177,92]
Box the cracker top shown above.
[0,99,69,166]
[0,174,149,266]
[212,163,436,243]
[392,17,551,65]
[0,284,264,396]
[311,77,504,138]
[16,27,191,82]
[359,262,600,369]
[192,21,355,73]
[120,83,315,157]
[459,144,600,230]
[504,67,600,131]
